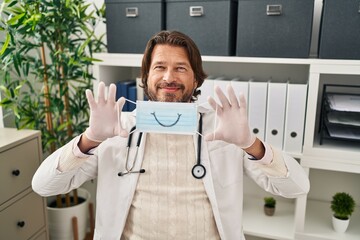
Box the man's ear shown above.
[194,79,198,89]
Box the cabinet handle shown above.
[126,7,138,18]
[12,169,21,176]
[17,221,25,228]
[190,6,204,17]
[271,129,278,135]
[266,4,282,16]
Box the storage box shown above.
[105,0,165,53]
[236,0,314,58]
[319,0,360,59]
[165,0,238,56]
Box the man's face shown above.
[147,44,197,102]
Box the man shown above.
[32,30,309,239]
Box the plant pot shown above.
[47,188,90,240]
[264,206,275,216]
[332,215,350,233]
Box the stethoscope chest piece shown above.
[192,164,206,179]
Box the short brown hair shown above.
[140,30,207,101]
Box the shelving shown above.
[243,195,295,240]
[92,53,360,240]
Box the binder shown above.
[248,81,268,141]
[284,83,307,154]
[265,82,287,149]
[136,77,144,101]
[197,77,215,109]
[116,80,136,111]
[128,85,137,112]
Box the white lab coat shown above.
[32,107,309,240]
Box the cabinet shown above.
[0,128,49,240]
[93,53,360,240]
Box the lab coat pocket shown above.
[209,144,243,188]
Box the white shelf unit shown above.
[93,53,360,240]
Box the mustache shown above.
[157,82,185,90]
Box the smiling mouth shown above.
[158,83,184,92]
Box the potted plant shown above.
[331,192,356,233]
[0,0,105,239]
[264,196,276,216]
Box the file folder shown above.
[284,83,307,154]
[248,81,268,141]
[265,82,287,149]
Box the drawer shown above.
[31,231,48,240]
[0,138,40,205]
[319,0,360,59]
[0,191,45,240]
[105,0,165,53]
[166,0,238,56]
[236,0,314,58]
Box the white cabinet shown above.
[0,128,49,240]
[93,53,360,240]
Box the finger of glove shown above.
[204,130,223,142]
[207,96,223,115]
[215,85,231,109]
[107,83,117,104]
[85,89,96,109]
[227,85,240,108]
[97,82,106,104]
[238,93,248,116]
[116,97,129,138]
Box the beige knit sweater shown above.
[121,133,220,240]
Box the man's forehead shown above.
[151,44,190,64]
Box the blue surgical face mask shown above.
[136,101,198,135]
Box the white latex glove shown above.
[84,82,128,142]
[204,85,256,149]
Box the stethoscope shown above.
[118,113,206,179]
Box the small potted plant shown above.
[331,192,355,233]
[264,196,276,216]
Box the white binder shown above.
[284,83,308,154]
[248,81,268,141]
[265,82,287,149]
[197,77,215,109]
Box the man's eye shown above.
[154,66,165,70]
[177,67,186,72]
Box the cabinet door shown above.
[0,191,45,240]
[0,138,40,204]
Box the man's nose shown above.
[163,69,175,82]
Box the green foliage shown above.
[264,196,276,208]
[0,0,106,154]
[331,192,356,220]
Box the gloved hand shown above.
[204,85,256,149]
[84,82,129,142]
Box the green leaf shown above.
[0,33,11,56]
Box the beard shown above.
[147,82,194,102]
